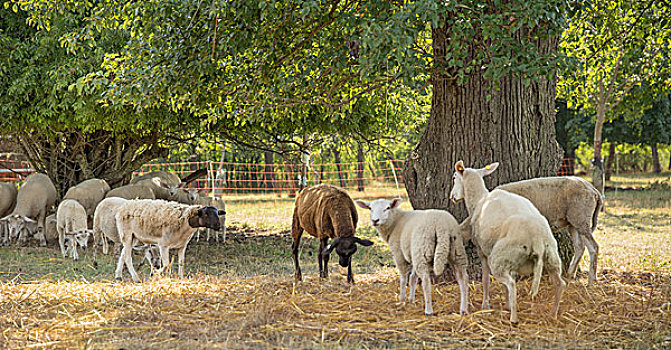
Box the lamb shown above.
[355,198,469,315]
[56,199,93,261]
[449,161,565,324]
[63,178,111,222]
[497,177,602,284]
[105,184,156,200]
[1,173,57,246]
[291,184,373,284]
[114,199,223,282]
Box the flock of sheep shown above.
[291,161,602,323]
[0,161,602,324]
[0,171,226,280]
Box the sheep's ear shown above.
[479,162,499,177]
[323,237,340,255]
[455,160,465,174]
[354,200,371,210]
[390,198,402,209]
[158,180,170,189]
[178,182,187,188]
[181,188,190,193]
[354,237,374,246]
[217,209,226,216]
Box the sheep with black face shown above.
[291,184,373,284]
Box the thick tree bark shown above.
[356,144,365,192]
[605,142,616,181]
[404,24,564,281]
[651,144,661,173]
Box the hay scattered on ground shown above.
[1,270,669,349]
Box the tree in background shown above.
[0,6,204,194]
[559,0,671,194]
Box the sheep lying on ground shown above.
[450,161,565,324]
[114,199,223,282]
[105,184,156,200]
[497,177,602,284]
[64,178,111,223]
[1,173,57,246]
[291,184,373,284]
[131,171,181,187]
[356,198,469,315]
[57,199,92,260]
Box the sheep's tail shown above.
[591,190,603,233]
[433,225,453,276]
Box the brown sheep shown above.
[291,184,373,284]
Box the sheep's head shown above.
[449,160,499,203]
[355,198,402,228]
[189,206,223,231]
[322,236,374,267]
[182,188,206,203]
[73,229,92,249]
[2,214,37,243]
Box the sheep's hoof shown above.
[114,276,122,281]
[93,261,98,269]
[294,274,302,282]
[425,311,434,316]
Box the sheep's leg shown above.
[155,245,170,277]
[549,268,566,318]
[177,245,187,279]
[407,270,418,303]
[396,260,411,302]
[36,210,47,247]
[114,245,127,280]
[318,238,328,278]
[455,265,470,315]
[495,271,518,324]
[566,226,585,280]
[480,256,492,310]
[583,234,599,284]
[58,229,67,258]
[346,262,355,284]
[291,217,304,282]
[124,244,141,283]
[71,238,79,261]
[418,268,433,316]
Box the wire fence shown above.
[1,158,577,196]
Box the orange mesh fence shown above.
[0,160,34,182]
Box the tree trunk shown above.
[404,24,564,282]
[605,142,616,181]
[356,144,365,192]
[333,147,346,188]
[651,144,661,173]
[264,151,275,193]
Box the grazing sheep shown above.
[291,184,373,284]
[63,178,111,222]
[44,214,58,247]
[114,199,223,282]
[92,197,128,266]
[57,199,92,260]
[105,184,156,200]
[0,181,18,218]
[497,177,602,284]
[356,198,469,315]
[450,161,565,324]
[1,173,57,246]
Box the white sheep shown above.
[356,198,469,316]
[497,177,602,283]
[291,184,373,284]
[450,161,565,324]
[63,178,111,223]
[1,173,58,246]
[56,199,92,261]
[114,199,223,282]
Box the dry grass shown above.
[0,174,670,349]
